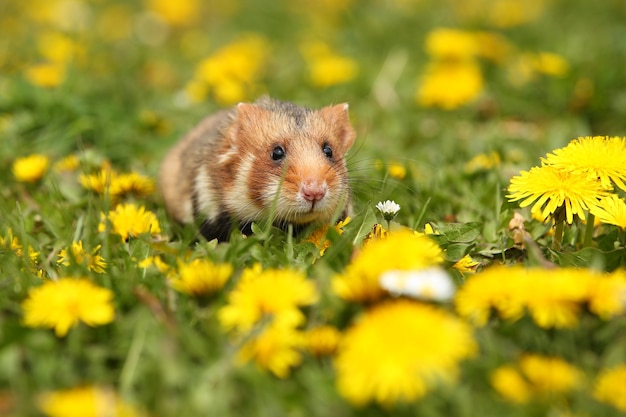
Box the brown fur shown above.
[158,97,355,241]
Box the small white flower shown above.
[376,200,401,221]
[380,268,455,302]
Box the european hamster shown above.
[159,97,355,241]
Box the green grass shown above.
[2,0,626,416]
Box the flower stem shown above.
[583,212,595,248]
[553,219,564,251]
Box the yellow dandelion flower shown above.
[455,265,526,326]
[590,194,626,229]
[80,170,155,200]
[531,52,569,77]
[335,299,476,406]
[137,256,170,273]
[79,169,115,195]
[169,258,233,296]
[416,59,484,110]
[387,162,406,180]
[300,41,359,88]
[362,223,389,246]
[37,31,84,65]
[456,266,594,329]
[424,28,479,60]
[98,203,161,241]
[490,365,531,404]
[22,278,115,337]
[306,325,341,357]
[109,172,155,199]
[237,322,306,379]
[519,354,582,395]
[333,229,443,303]
[53,154,80,173]
[587,270,626,319]
[523,269,592,329]
[452,254,480,274]
[24,62,66,88]
[218,265,318,333]
[473,31,513,64]
[38,385,141,417]
[1,228,40,263]
[193,34,269,105]
[487,0,545,28]
[593,364,626,412]
[464,151,501,174]
[543,136,626,192]
[304,217,350,256]
[147,0,200,26]
[13,154,50,183]
[58,241,107,273]
[507,164,609,224]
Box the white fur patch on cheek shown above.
[193,168,218,221]
[224,154,263,221]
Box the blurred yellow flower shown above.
[218,265,318,333]
[587,270,626,319]
[37,31,84,65]
[455,265,600,328]
[38,386,141,417]
[488,0,546,28]
[24,63,66,88]
[98,203,161,241]
[80,170,155,201]
[137,255,171,273]
[22,278,115,337]
[237,322,306,379]
[335,299,476,406]
[543,136,626,192]
[169,258,233,296]
[473,31,514,64]
[192,34,269,105]
[507,165,608,224]
[490,365,531,403]
[531,52,569,77]
[333,229,443,303]
[13,154,50,183]
[464,151,501,174]
[147,0,200,26]
[519,354,582,394]
[492,354,582,404]
[58,241,107,274]
[305,325,341,357]
[1,228,40,263]
[416,60,484,110]
[388,162,406,179]
[593,364,626,412]
[424,28,478,59]
[300,41,359,87]
[53,154,80,173]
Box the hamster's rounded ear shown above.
[231,102,265,141]
[320,103,356,151]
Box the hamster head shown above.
[218,100,355,226]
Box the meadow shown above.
[2,0,626,416]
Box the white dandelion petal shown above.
[380,268,455,302]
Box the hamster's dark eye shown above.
[272,145,286,161]
[322,144,333,159]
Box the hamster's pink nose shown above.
[301,182,327,202]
